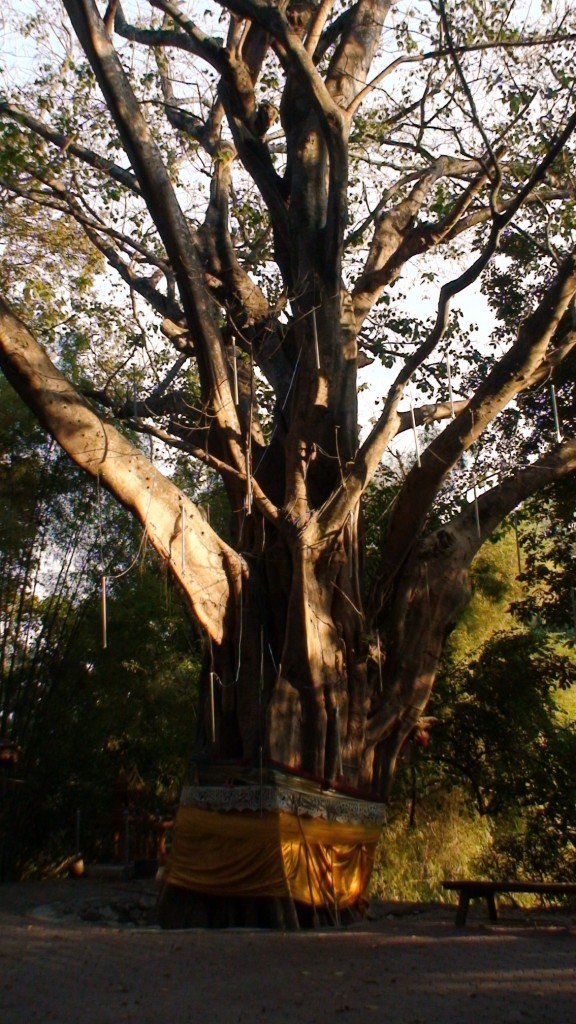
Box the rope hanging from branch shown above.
[550,384,562,442]
[513,512,522,574]
[335,705,343,778]
[94,465,154,650]
[472,476,481,539]
[209,671,216,743]
[96,471,107,650]
[446,351,455,418]
[231,336,239,406]
[409,393,421,467]
[312,307,321,371]
[180,503,186,572]
[375,630,383,694]
[100,574,108,650]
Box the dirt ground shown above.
[1,878,575,1024]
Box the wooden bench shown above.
[442,880,576,926]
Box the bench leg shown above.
[455,893,470,926]
[486,892,498,922]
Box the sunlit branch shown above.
[305,0,337,56]
[114,0,227,71]
[0,101,140,194]
[349,27,576,117]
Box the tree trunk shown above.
[157,511,471,928]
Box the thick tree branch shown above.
[123,0,227,70]
[63,0,245,474]
[0,102,140,195]
[339,109,576,526]
[368,256,576,610]
[0,297,243,642]
[454,438,576,561]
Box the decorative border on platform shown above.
[179,784,387,826]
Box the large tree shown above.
[1,0,576,925]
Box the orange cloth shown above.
[166,804,380,908]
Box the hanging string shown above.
[93,437,156,651]
[424,563,432,623]
[409,394,421,467]
[258,627,265,812]
[232,579,244,685]
[513,512,522,574]
[245,347,254,514]
[311,307,321,371]
[231,336,239,406]
[244,443,253,514]
[260,627,265,691]
[446,351,455,418]
[329,848,341,926]
[132,364,138,421]
[253,345,303,477]
[346,512,354,580]
[180,503,186,572]
[473,477,481,539]
[375,630,383,694]
[100,574,108,650]
[209,670,216,743]
[267,642,278,674]
[550,384,562,442]
[208,628,217,740]
[96,472,108,650]
[335,705,343,778]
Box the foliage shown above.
[434,629,576,817]
[371,789,492,903]
[0,382,200,878]
[510,474,576,634]
[375,531,576,897]
[13,563,201,878]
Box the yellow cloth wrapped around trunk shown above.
[166,804,379,908]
